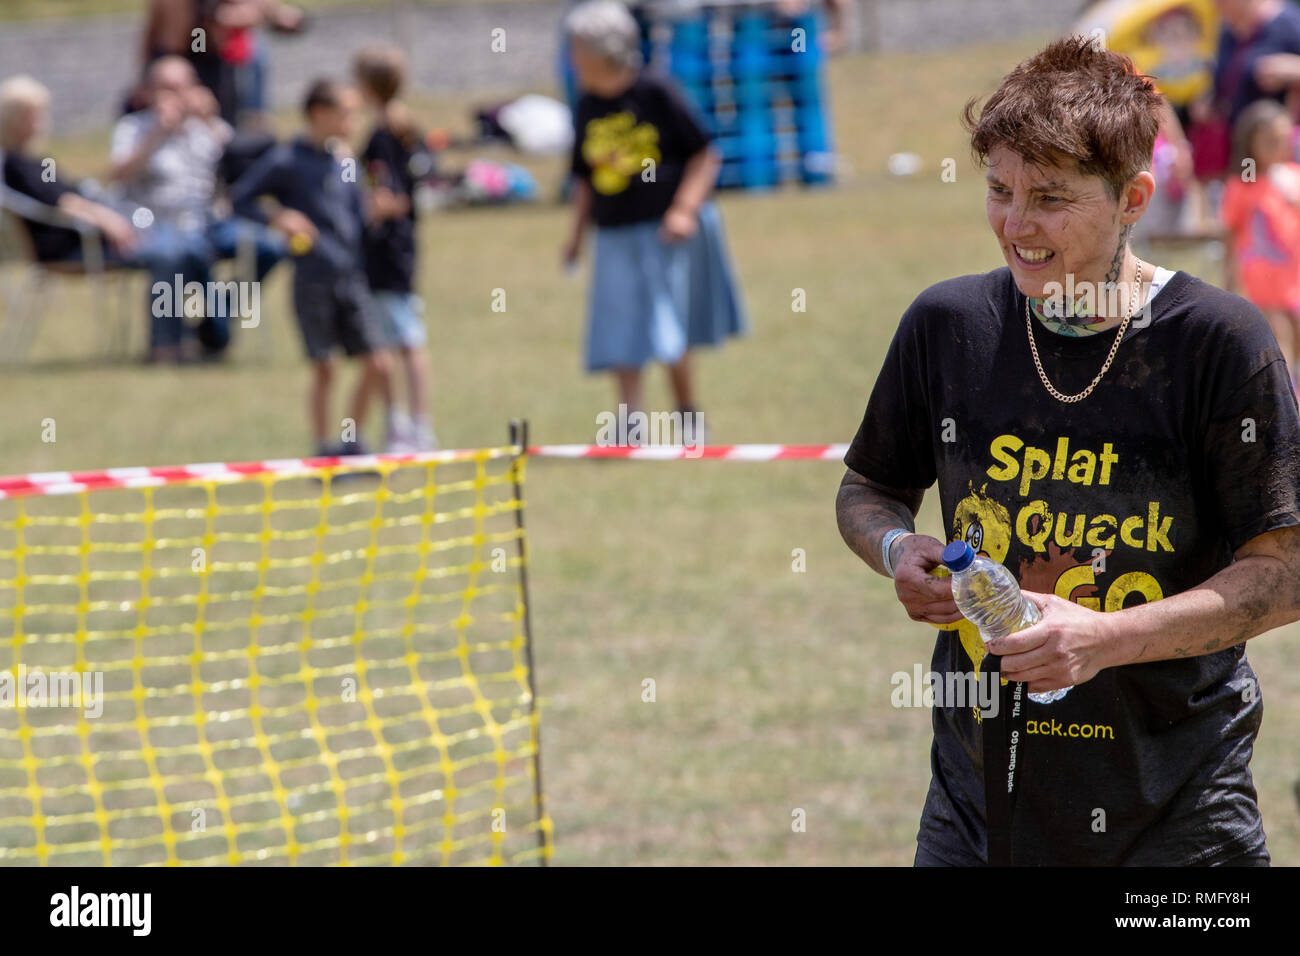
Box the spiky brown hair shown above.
[963,35,1163,199]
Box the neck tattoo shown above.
[1026,226,1134,338]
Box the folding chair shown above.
[0,178,134,364]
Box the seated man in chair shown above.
[110,56,285,362]
[1,73,215,362]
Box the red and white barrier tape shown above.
[528,443,849,461]
[0,444,848,499]
[0,447,511,499]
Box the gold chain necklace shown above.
[1025,258,1143,404]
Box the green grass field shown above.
[2,38,1297,865]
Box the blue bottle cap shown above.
[941,540,975,572]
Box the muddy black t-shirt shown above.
[844,267,1300,865]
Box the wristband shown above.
[880,528,912,578]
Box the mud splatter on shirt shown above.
[845,267,1300,865]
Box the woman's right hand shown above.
[890,533,963,625]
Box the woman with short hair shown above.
[837,36,1300,866]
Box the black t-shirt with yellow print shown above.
[570,72,711,228]
[845,267,1300,865]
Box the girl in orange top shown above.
[1221,97,1300,392]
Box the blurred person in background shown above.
[777,0,850,54]
[230,79,392,457]
[1186,0,1300,201]
[139,0,303,126]
[1221,97,1300,393]
[139,0,235,122]
[1,76,138,265]
[1132,95,1199,240]
[0,74,229,364]
[211,0,306,129]
[109,55,285,362]
[354,45,438,453]
[561,0,746,439]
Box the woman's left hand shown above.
[660,205,699,243]
[983,591,1116,695]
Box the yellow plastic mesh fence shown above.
[0,448,551,866]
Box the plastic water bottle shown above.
[941,540,1071,704]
